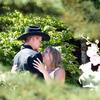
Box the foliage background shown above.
[0,72,100,100]
[0,0,100,85]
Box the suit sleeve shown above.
[26,53,43,78]
[11,55,20,72]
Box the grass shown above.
[0,64,100,100]
[0,63,11,72]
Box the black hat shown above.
[17,26,50,41]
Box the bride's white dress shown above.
[49,67,60,79]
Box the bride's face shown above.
[42,47,53,66]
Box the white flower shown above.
[86,43,99,57]
[79,40,100,89]
[95,40,99,44]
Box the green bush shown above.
[0,72,100,100]
[0,9,80,84]
[0,0,64,15]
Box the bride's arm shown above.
[33,58,52,84]
[54,68,65,84]
[41,70,52,84]
[33,58,65,84]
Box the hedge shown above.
[0,9,80,84]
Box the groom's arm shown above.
[11,55,20,73]
[11,53,25,73]
[25,53,44,78]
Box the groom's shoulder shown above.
[21,48,37,55]
[13,48,38,62]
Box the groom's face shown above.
[31,35,42,50]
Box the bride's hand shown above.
[33,58,46,74]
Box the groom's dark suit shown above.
[12,44,43,78]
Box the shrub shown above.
[0,9,80,84]
[0,72,100,100]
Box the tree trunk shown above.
[81,39,88,64]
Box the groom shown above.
[11,26,50,78]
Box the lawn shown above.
[0,64,100,100]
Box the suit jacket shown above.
[12,45,43,78]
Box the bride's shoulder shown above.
[54,67,65,75]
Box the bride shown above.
[33,46,65,84]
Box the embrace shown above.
[11,26,65,84]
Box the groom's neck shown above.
[24,43,38,51]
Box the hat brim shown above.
[17,32,50,41]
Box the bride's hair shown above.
[47,46,62,68]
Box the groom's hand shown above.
[11,65,18,73]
